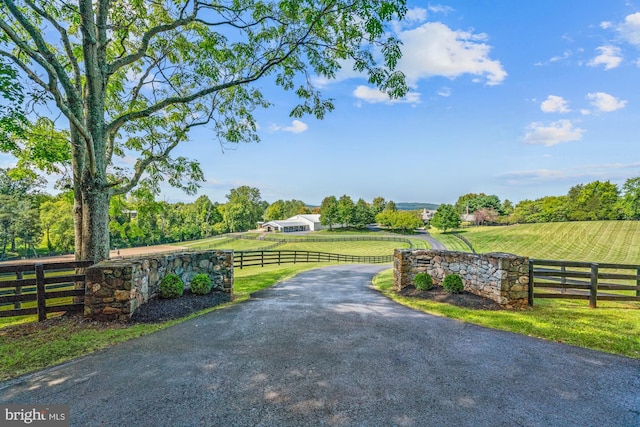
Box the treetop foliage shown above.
[0,0,409,196]
[430,204,460,232]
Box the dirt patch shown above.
[399,285,504,310]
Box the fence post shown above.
[35,264,46,322]
[560,265,566,294]
[636,267,640,298]
[589,263,599,309]
[528,260,534,307]
[14,271,22,310]
[239,252,244,269]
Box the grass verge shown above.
[0,263,329,381]
[373,269,640,359]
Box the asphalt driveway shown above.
[1,265,639,426]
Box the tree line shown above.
[428,177,640,232]
[4,165,638,258]
[318,195,422,232]
[0,173,267,258]
[0,171,426,258]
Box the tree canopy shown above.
[430,204,460,232]
[0,0,408,262]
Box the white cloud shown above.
[353,85,421,105]
[600,21,613,30]
[311,59,363,87]
[269,120,308,134]
[437,86,452,97]
[405,7,428,23]
[588,45,623,70]
[427,5,455,14]
[550,50,572,63]
[398,22,507,86]
[616,12,640,46]
[540,95,570,113]
[586,92,627,112]
[522,120,585,146]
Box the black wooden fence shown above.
[529,259,640,307]
[0,261,93,321]
[235,250,393,269]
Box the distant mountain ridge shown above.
[396,202,439,211]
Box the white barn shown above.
[260,214,326,233]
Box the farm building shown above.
[260,214,326,233]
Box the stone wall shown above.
[85,250,233,321]
[394,249,529,308]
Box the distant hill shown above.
[305,202,439,211]
[396,202,439,211]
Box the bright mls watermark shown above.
[1,405,69,426]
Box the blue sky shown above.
[4,1,640,206]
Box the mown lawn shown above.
[176,232,428,253]
[278,240,408,256]
[373,269,640,359]
[449,221,640,264]
[429,231,472,252]
[178,237,280,251]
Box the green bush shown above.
[414,272,433,291]
[442,274,464,294]
[159,273,184,299]
[190,274,212,295]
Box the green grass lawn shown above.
[178,237,280,251]
[176,231,427,253]
[278,240,408,256]
[429,231,472,252]
[449,221,640,264]
[373,269,640,359]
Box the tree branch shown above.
[23,0,82,88]
[107,15,197,75]
[0,49,92,147]
[1,0,83,111]
[106,11,323,135]
[110,139,180,196]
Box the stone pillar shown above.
[393,249,529,308]
[84,250,234,321]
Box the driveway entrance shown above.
[1,265,638,426]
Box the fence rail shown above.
[235,250,393,269]
[451,233,476,253]
[529,259,640,307]
[0,260,93,321]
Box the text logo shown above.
[2,405,69,426]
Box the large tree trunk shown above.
[74,185,110,263]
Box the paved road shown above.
[2,265,639,426]
[413,230,447,250]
